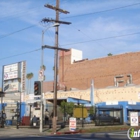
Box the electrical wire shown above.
[0,2,139,40]
[60,31,140,47]
[0,30,140,61]
[0,24,38,39]
[62,2,140,19]
[71,25,105,48]
[0,2,140,60]
[0,48,41,61]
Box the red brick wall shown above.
[43,81,53,92]
[59,51,140,90]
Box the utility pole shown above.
[42,0,71,134]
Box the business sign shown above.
[69,117,76,131]
[38,69,44,81]
[4,63,18,73]
[21,61,26,92]
[4,82,19,92]
[73,107,88,118]
[3,61,26,93]
[4,71,18,80]
[130,112,138,126]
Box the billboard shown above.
[3,61,26,93]
[4,71,18,80]
[4,63,19,80]
[4,63,18,73]
[4,82,19,92]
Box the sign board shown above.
[4,71,18,80]
[106,101,118,105]
[69,117,76,131]
[128,101,136,105]
[130,112,139,126]
[4,82,19,92]
[4,63,18,73]
[73,107,88,118]
[21,61,26,92]
[38,69,44,81]
[2,61,26,93]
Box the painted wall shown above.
[25,86,140,104]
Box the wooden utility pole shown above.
[42,0,71,134]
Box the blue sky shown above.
[0,0,140,92]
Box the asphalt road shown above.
[0,130,136,140]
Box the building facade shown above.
[59,49,140,90]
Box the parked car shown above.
[94,114,120,126]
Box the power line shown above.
[0,0,53,22]
[61,31,140,46]
[0,48,41,61]
[71,25,105,48]
[0,2,139,40]
[0,24,38,39]
[62,2,140,19]
[1,30,140,61]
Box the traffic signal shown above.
[34,81,41,95]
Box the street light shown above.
[40,23,60,133]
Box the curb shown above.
[54,130,86,135]
[55,131,79,135]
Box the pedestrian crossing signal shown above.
[34,81,41,95]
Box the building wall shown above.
[24,86,140,104]
[59,49,140,90]
[43,81,54,93]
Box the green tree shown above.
[108,53,113,56]
[26,73,30,94]
[26,72,34,94]
[29,73,33,94]
[88,105,96,114]
[60,101,75,116]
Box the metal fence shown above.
[94,106,123,126]
[0,102,124,128]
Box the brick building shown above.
[59,48,140,90]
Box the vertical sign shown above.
[69,117,76,131]
[130,112,138,126]
[21,61,26,92]
[38,69,44,81]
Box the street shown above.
[0,128,136,140]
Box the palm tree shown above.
[26,72,34,94]
[40,65,46,71]
[29,73,33,94]
[26,73,30,94]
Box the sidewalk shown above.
[1,124,130,136]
